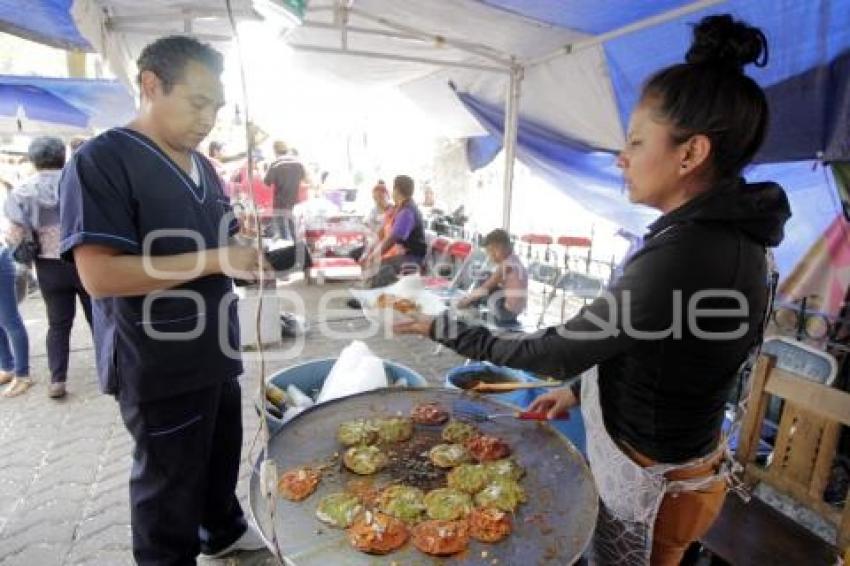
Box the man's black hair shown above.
[482,229,513,252]
[393,175,415,199]
[136,35,224,94]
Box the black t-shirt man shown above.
[264,153,305,212]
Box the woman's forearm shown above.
[430,310,629,381]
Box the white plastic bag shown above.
[316,341,388,403]
[287,385,315,408]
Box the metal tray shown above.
[250,387,597,565]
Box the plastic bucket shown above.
[445,362,586,455]
[263,358,427,434]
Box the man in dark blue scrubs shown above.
[59,36,269,564]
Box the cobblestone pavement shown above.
[0,279,464,565]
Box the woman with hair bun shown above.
[396,14,791,565]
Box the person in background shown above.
[365,180,392,235]
[0,230,30,398]
[206,140,230,188]
[348,180,393,269]
[456,228,528,327]
[359,174,427,288]
[421,182,436,209]
[209,140,249,190]
[208,140,224,161]
[59,36,269,563]
[264,140,307,240]
[4,137,93,399]
[208,140,225,165]
[208,140,247,165]
[231,154,274,221]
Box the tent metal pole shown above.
[301,20,421,42]
[347,6,514,68]
[526,0,727,67]
[106,8,259,28]
[339,4,349,50]
[115,26,232,43]
[501,64,523,231]
[289,44,510,74]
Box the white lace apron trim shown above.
[580,367,727,565]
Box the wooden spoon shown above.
[467,380,564,393]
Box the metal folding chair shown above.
[430,246,489,356]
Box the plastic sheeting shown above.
[401,42,624,151]
[0,0,90,50]
[0,83,88,131]
[0,75,135,131]
[459,91,657,234]
[459,88,843,278]
[478,0,696,35]
[6,0,848,277]
[71,0,262,92]
[603,0,850,162]
[4,1,848,159]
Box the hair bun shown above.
[685,14,768,71]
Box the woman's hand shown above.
[392,313,436,338]
[528,388,578,420]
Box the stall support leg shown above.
[501,65,523,232]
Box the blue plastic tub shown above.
[445,362,586,456]
[264,358,427,434]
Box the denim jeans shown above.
[0,247,30,376]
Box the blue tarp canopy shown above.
[0,0,90,51]
[0,75,134,132]
[3,0,848,276]
[460,92,842,277]
[4,1,846,159]
[462,0,850,161]
[0,83,88,128]
[452,0,850,274]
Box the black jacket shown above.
[432,180,791,462]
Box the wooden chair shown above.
[701,354,850,564]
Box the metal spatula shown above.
[453,401,569,422]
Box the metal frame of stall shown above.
[99,0,726,232]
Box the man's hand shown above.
[455,295,472,309]
[527,388,578,420]
[393,313,436,337]
[219,245,272,282]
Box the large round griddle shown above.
[250,387,598,565]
